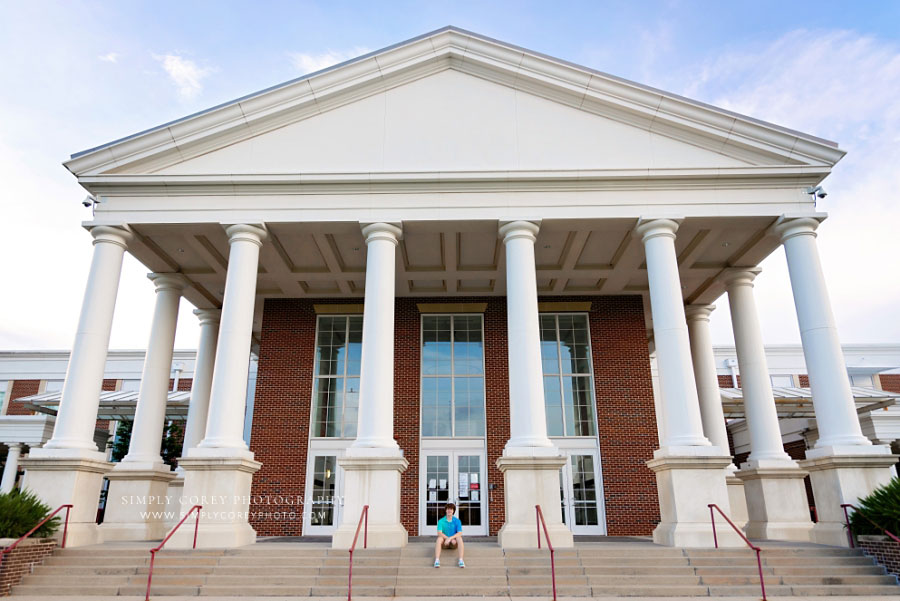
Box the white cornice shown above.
[78,165,832,197]
[64,27,845,179]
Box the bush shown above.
[0,490,60,539]
[848,476,900,537]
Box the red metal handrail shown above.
[0,504,72,575]
[708,504,766,601]
[347,504,368,601]
[145,505,201,601]
[841,503,900,549]
[535,505,557,601]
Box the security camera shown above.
[82,195,96,207]
[805,186,827,199]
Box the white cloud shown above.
[98,52,118,63]
[288,47,370,75]
[666,30,900,344]
[153,53,212,99]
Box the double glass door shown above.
[421,451,487,535]
[304,451,345,535]
[558,449,606,535]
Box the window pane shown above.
[313,316,362,438]
[571,376,596,436]
[313,377,340,437]
[454,377,485,436]
[543,376,563,436]
[422,377,452,437]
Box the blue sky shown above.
[1,1,899,350]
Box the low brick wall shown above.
[857,534,900,578]
[0,538,57,595]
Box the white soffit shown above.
[64,26,845,180]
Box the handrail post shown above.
[708,504,718,548]
[534,505,557,601]
[707,503,765,601]
[62,505,71,549]
[145,504,202,601]
[348,504,369,601]
[841,503,855,548]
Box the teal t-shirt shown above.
[437,516,462,536]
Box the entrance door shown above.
[421,451,487,535]
[559,449,606,535]
[304,451,345,535]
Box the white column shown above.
[197,224,266,453]
[23,225,130,546]
[1,444,22,493]
[499,220,553,450]
[173,225,265,549]
[333,222,408,549]
[722,269,792,463]
[774,217,871,450]
[493,220,572,550]
[42,226,132,454]
[635,218,710,450]
[684,305,730,456]
[637,219,739,548]
[775,216,896,546]
[123,273,187,464]
[351,222,402,450]
[182,309,220,453]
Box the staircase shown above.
[10,540,900,597]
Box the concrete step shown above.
[587,585,711,597]
[584,575,703,585]
[507,585,592,596]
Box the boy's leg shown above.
[434,534,446,561]
[457,536,464,561]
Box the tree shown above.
[109,420,184,467]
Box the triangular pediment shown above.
[65,27,844,178]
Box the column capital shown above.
[771,215,825,243]
[89,225,133,250]
[224,224,267,247]
[721,267,762,289]
[360,222,402,245]
[634,217,683,243]
[193,308,222,326]
[499,220,541,244]
[147,272,189,293]
[684,304,716,322]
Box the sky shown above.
[1,1,899,352]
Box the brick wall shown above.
[586,296,659,535]
[880,374,900,393]
[4,381,40,416]
[0,538,57,595]
[250,295,659,537]
[798,374,810,387]
[856,535,900,577]
[717,374,741,388]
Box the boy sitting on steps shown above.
[433,502,465,568]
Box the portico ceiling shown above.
[126,215,781,336]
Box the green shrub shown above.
[848,476,900,537]
[0,489,61,539]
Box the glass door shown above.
[421,451,486,535]
[559,449,605,535]
[304,451,345,535]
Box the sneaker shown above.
[458,559,465,568]
[433,559,440,568]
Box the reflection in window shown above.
[540,314,596,436]
[422,315,485,437]
[312,315,362,437]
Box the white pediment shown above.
[66,27,843,179]
[153,70,754,175]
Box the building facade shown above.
[14,27,898,550]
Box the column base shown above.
[799,448,898,547]
[332,451,409,550]
[647,452,743,548]
[19,450,110,548]
[736,461,813,542]
[100,462,177,541]
[166,473,185,529]
[496,452,574,549]
[167,453,261,549]
[725,471,749,529]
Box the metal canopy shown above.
[20,390,191,421]
[720,386,900,419]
